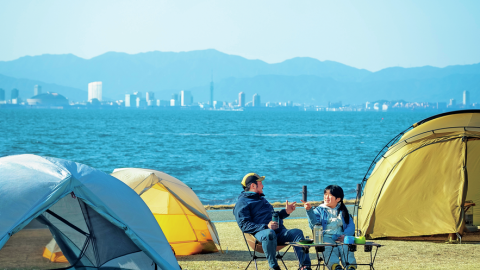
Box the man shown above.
[233,173,311,270]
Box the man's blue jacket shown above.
[233,191,289,234]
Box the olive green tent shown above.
[356,110,480,239]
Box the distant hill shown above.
[0,49,478,104]
[0,50,370,101]
[0,73,87,102]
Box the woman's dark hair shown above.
[324,185,350,224]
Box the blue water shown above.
[0,109,436,205]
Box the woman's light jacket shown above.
[306,206,355,241]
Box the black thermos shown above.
[272,211,279,223]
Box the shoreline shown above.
[204,199,356,210]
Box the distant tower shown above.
[0,88,5,101]
[34,85,42,96]
[210,72,214,106]
[11,88,19,100]
[463,90,470,106]
[88,82,102,101]
[253,93,261,107]
[239,92,245,107]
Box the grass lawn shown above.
[1,219,479,269]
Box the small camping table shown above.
[286,242,339,270]
[338,242,382,270]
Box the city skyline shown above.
[0,82,475,113]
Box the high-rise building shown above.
[11,88,19,100]
[210,74,214,106]
[171,93,179,104]
[136,97,147,108]
[88,82,102,101]
[0,88,5,101]
[239,92,245,107]
[213,101,224,109]
[463,90,470,106]
[181,90,192,106]
[253,93,261,107]
[34,85,42,96]
[449,99,456,107]
[146,92,155,102]
[125,94,137,107]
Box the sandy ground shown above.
[0,229,69,270]
[1,215,479,270]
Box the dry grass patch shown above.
[178,219,480,270]
[1,219,479,269]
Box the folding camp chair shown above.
[243,233,291,270]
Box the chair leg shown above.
[245,258,254,270]
[279,257,288,270]
[254,257,258,270]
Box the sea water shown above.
[0,109,435,205]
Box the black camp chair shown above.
[242,233,291,270]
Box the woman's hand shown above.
[301,200,311,211]
[337,235,345,242]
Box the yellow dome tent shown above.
[43,167,221,261]
[111,168,221,255]
[356,110,480,240]
[42,238,68,263]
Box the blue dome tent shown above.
[0,154,180,270]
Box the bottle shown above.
[313,223,323,244]
[272,211,279,223]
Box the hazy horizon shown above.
[1,0,480,72]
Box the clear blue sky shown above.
[1,0,479,71]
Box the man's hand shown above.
[301,200,311,211]
[286,200,296,214]
[268,221,279,230]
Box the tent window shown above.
[79,201,141,267]
[40,195,142,268]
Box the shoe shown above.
[347,266,356,270]
[269,266,281,270]
[331,263,342,270]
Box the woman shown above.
[302,185,356,270]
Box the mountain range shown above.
[0,49,479,104]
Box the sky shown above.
[0,0,479,71]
